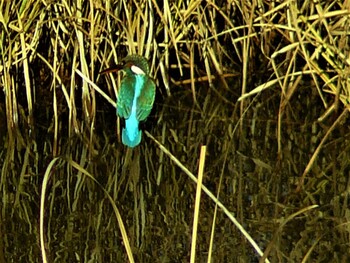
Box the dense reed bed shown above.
[1,0,350,262]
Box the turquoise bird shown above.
[102,55,156,147]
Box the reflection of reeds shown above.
[1,0,350,262]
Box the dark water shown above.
[1,81,350,262]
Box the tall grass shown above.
[1,0,350,262]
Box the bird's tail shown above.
[122,127,142,148]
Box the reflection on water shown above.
[1,83,350,262]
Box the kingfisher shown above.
[101,55,156,147]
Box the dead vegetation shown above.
[1,0,350,262]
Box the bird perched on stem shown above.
[101,55,156,147]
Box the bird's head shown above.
[121,55,150,76]
[100,54,150,76]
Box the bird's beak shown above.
[99,64,124,75]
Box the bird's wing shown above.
[117,76,135,119]
[136,77,156,121]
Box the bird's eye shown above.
[131,65,145,75]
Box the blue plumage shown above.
[114,55,156,148]
[121,75,143,147]
[122,123,141,147]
